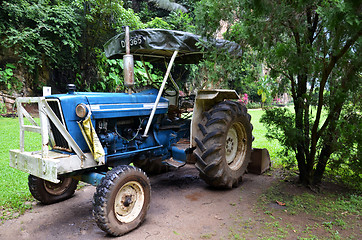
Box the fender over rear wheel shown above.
[28,175,78,204]
[194,100,253,188]
[93,165,151,236]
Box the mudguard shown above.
[190,89,240,148]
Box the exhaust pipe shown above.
[123,26,134,93]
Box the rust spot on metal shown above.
[53,146,72,152]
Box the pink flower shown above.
[239,93,249,105]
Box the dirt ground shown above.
[0,165,278,240]
[1,164,359,240]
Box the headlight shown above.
[75,103,88,118]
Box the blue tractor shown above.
[10,28,253,236]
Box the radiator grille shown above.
[46,100,71,151]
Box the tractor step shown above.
[163,158,186,168]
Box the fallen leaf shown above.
[276,200,286,206]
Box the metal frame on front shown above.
[9,97,99,183]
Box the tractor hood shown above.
[104,29,243,64]
[46,89,169,121]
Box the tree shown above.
[195,0,361,186]
[73,0,143,91]
[0,0,144,93]
[0,0,82,93]
[149,0,188,13]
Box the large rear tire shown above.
[28,175,78,204]
[93,165,151,236]
[194,101,253,188]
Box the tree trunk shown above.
[313,144,331,184]
[294,74,314,186]
[314,92,345,184]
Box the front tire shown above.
[28,175,78,204]
[93,165,151,236]
[194,101,253,188]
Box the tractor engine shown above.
[95,116,177,163]
[97,117,141,154]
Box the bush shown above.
[246,101,261,109]
[0,63,22,92]
[326,103,362,189]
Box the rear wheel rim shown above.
[114,181,145,223]
[225,122,247,170]
[43,177,72,196]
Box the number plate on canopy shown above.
[121,36,145,48]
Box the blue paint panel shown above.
[99,103,144,109]
[85,92,168,119]
[49,91,169,119]
[171,145,187,161]
[90,108,168,119]
[80,172,106,186]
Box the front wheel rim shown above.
[114,181,145,223]
[225,122,247,170]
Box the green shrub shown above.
[246,101,261,109]
[0,63,22,92]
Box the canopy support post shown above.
[142,50,178,137]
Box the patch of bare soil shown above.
[0,165,360,240]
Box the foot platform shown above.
[162,158,186,168]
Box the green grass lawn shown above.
[248,109,283,164]
[0,117,40,220]
[0,108,280,220]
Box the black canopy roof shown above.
[104,29,243,64]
